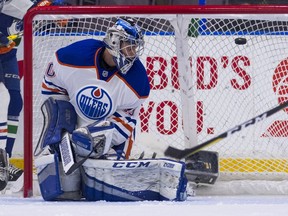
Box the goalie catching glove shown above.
[71,120,115,159]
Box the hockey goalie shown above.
[34,18,188,201]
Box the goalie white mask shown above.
[103,18,144,74]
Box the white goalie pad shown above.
[81,158,187,201]
[35,153,81,201]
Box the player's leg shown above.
[3,55,22,157]
[0,83,9,149]
[2,55,23,188]
[0,62,10,191]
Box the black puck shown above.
[235,38,247,45]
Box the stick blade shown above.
[164,146,190,159]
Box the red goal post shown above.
[23,5,288,197]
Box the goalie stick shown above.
[164,101,288,160]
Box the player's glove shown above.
[7,34,22,47]
[0,36,16,54]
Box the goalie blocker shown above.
[35,97,187,201]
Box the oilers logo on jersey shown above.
[76,86,112,120]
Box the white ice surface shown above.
[1,195,288,216]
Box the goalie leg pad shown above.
[35,153,81,201]
[71,120,115,159]
[81,158,187,201]
[37,97,77,154]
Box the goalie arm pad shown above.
[35,97,77,156]
[81,158,187,201]
[109,108,140,144]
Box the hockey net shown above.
[23,5,288,197]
